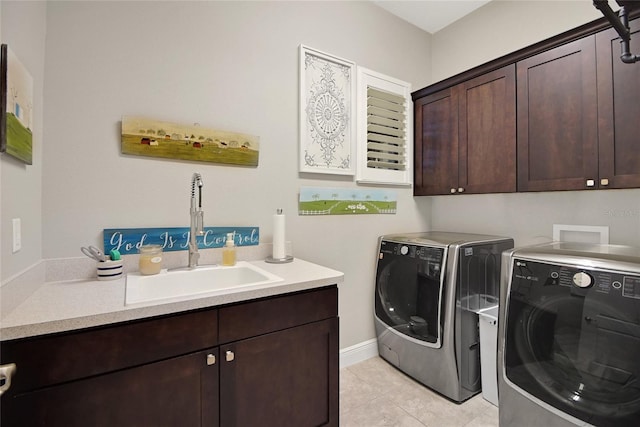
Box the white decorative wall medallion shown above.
[299,45,355,175]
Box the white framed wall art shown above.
[299,45,355,175]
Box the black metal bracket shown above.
[593,0,640,63]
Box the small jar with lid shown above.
[138,244,163,275]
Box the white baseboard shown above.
[339,338,378,369]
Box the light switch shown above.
[12,218,21,253]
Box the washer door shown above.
[505,260,640,426]
[374,243,445,348]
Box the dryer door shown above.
[505,259,640,426]
[375,242,446,348]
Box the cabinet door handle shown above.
[450,188,457,194]
[0,363,17,396]
[457,187,464,193]
[206,354,216,366]
[601,178,609,186]
[586,179,595,187]
[225,350,235,362]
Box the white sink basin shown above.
[125,261,283,305]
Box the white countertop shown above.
[0,258,343,341]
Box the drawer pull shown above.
[0,363,17,395]
[206,354,216,366]
[225,350,235,362]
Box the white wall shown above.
[428,0,640,248]
[38,1,432,349]
[0,1,46,281]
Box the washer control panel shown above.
[622,276,640,299]
[379,240,444,264]
[513,258,640,299]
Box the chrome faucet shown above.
[189,173,204,268]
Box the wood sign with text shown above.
[103,227,259,255]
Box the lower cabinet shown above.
[220,318,339,426]
[2,348,220,426]
[0,286,339,427]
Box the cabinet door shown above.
[220,318,339,427]
[517,37,598,191]
[414,88,459,195]
[1,348,219,427]
[458,65,516,194]
[597,18,640,189]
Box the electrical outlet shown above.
[12,218,21,253]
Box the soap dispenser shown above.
[222,232,236,266]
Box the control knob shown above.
[400,245,409,255]
[572,271,593,288]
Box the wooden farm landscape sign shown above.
[299,186,397,215]
[121,116,259,166]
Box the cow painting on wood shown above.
[121,116,260,167]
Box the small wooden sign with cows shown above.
[121,116,259,166]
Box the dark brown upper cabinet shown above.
[459,66,517,194]
[516,36,599,192]
[596,18,640,189]
[414,65,516,196]
[412,12,640,196]
[414,86,459,195]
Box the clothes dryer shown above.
[374,232,513,402]
[499,242,640,426]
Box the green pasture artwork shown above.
[299,186,397,215]
[1,44,34,165]
[121,116,259,167]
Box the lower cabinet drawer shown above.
[1,308,218,393]
[218,285,338,344]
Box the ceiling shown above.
[373,0,492,34]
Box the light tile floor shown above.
[340,357,499,427]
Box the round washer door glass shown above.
[505,259,640,426]
[374,243,445,347]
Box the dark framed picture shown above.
[0,44,6,154]
[1,44,33,164]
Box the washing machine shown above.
[499,242,640,426]
[374,231,513,402]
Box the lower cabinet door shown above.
[1,348,219,427]
[220,318,339,427]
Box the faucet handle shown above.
[196,211,204,235]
